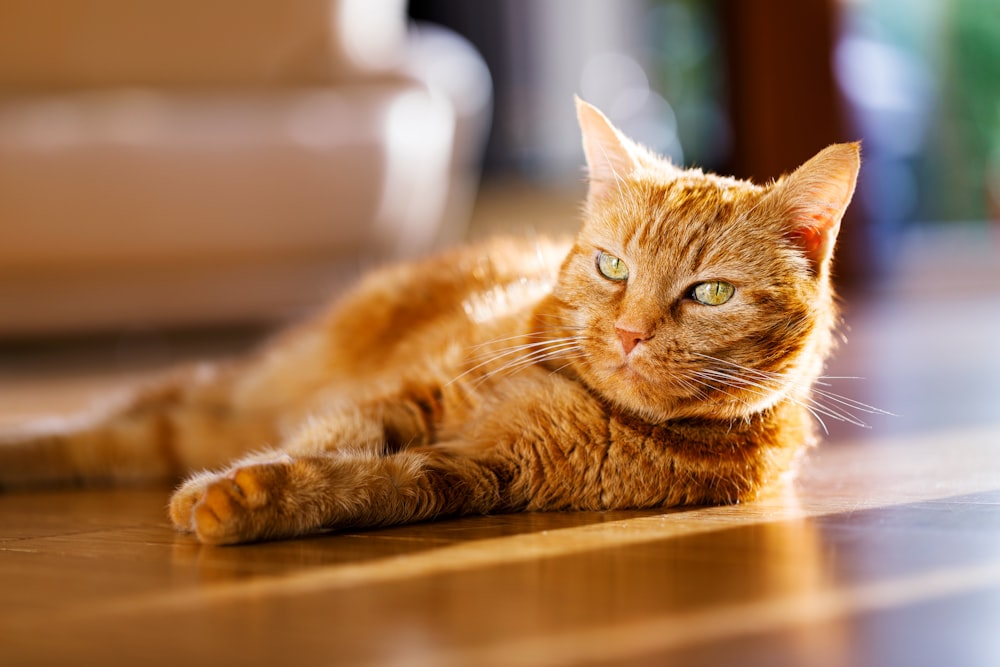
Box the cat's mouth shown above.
[618,362,647,383]
[583,339,698,410]
[608,357,689,401]
[616,346,660,380]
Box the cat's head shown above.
[548,98,860,423]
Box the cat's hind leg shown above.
[0,322,354,490]
[0,362,280,490]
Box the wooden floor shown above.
[2,221,999,666]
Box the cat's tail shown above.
[0,362,280,490]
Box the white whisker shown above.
[449,336,582,386]
[472,348,583,388]
[454,336,586,389]
[811,388,897,417]
[467,325,584,352]
[693,369,834,434]
[690,353,891,430]
[466,337,578,363]
[701,368,857,428]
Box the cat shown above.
[0,98,862,545]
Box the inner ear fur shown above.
[575,96,687,213]
[768,142,861,269]
[575,97,640,206]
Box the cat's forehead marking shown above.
[606,178,770,290]
[587,170,768,276]
[665,175,758,201]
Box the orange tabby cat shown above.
[0,99,862,545]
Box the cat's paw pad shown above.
[192,463,289,545]
[168,473,218,532]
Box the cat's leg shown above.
[0,320,362,490]
[0,361,281,490]
[172,442,514,545]
[168,379,615,545]
[168,384,445,535]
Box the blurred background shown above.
[1,0,998,440]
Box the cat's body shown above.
[0,100,861,544]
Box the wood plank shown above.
[1,429,998,666]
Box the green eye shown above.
[597,252,629,281]
[692,281,735,306]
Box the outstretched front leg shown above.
[170,375,740,545]
[168,384,510,544]
[172,442,514,544]
[168,377,617,545]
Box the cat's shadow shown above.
[170,508,677,585]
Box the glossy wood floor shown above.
[2,222,999,666]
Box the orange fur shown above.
[0,100,861,544]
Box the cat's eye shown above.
[596,252,629,281]
[692,281,735,306]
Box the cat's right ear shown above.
[576,97,640,205]
[769,142,861,272]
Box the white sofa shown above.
[0,0,490,334]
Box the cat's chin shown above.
[590,363,691,423]
[598,363,785,424]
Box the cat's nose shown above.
[615,326,649,355]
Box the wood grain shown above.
[1,431,998,666]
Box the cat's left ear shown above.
[576,96,643,206]
[770,142,861,271]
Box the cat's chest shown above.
[440,365,601,441]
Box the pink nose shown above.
[615,326,649,355]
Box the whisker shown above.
[467,333,546,350]
[677,375,713,402]
[465,336,580,363]
[691,351,895,429]
[544,354,588,378]
[700,368,838,421]
[688,375,757,411]
[693,353,788,382]
[454,336,582,382]
[467,324,585,351]
[672,373,709,400]
[694,369,834,433]
[466,339,585,388]
[694,367,875,431]
[472,350,583,389]
[488,342,582,372]
[811,388,897,417]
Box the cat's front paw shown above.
[169,472,217,532]
[197,463,292,545]
[169,462,297,545]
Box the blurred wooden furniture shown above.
[0,0,490,334]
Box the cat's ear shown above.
[770,142,861,271]
[576,96,642,205]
